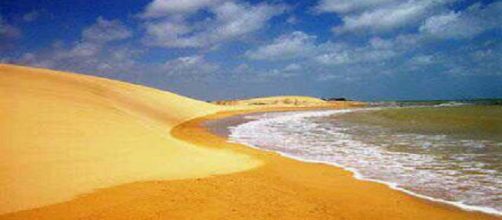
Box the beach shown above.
[1,64,500,219]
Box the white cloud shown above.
[314,51,350,65]
[229,62,303,81]
[262,67,299,78]
[14,17,137,74]
[314,0,455,34]
[144,20,199,47]
[315,0,397,14]
[233,63,252,74]
[316,0,501,38]
[245,31,316,60]
[245,30,403,66]
[63,42,101,58]
[286,16,298,24]
[315,35,419,66]
[142,0,224,17]
[211,2,281,40]
[334,0,445,34]
[420,2,502,39]
[17,42,139,74]
[163,55,219,75]
[314,47,397,66]
[284,63,301,71]
[240,30,423,83]
[260,67,300,80]
[141,1,285,48]
[82,17,132,43]
[408,54,435,66]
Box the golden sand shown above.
[212,95,365,108]
[0,64,499,219]
[2,111,498,219]
[0,64,259,214]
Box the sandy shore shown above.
[0,64,259,215]
[3,110,498,219]
[1,64,499,219]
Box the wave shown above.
[228,108,502,216]
[434,101,468,107]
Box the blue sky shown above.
[1,0,501,101]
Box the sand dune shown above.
[0,64,260,214]
[213,95,365,108]
[213,95,326,106]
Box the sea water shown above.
[228,102,502,215]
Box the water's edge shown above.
[204,109,502,216]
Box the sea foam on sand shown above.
[228,109,502,216]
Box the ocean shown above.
[225,100,502,215]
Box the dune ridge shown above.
[213,95,365,108]
[213,96,326,106]
[0,64,260,214]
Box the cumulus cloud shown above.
[335,0,448,34]
[141,0,285,48]
[240,28,455,81]
[17,42,139,75]
[142,0,224,17]
[262,67,300,79]
[239,9,499,82]
[245,30,407,66]
[245,31,316,60]
[316,0,501,38]
[286,16,298,24]
[240,29,432,82]
[82,17,132,43]
[13,17,137,74]
[314,42,398,66]
[442,41,502,76]
[315,0,397,14]
[405,54,436,72]
[212,2,282,40]
[230,62,303,82]
[163,55,219,75]
[420,2,502,39]
[317,34,424,67]
[315,0,454,34]
[284,63,301,71]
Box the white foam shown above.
[435,101,468,107]
[227,108,502,216]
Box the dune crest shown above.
[213,95,365,108]
[0,64,261,214]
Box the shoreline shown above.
[211,108,502,216]
[171,109,500,219]
[2,107,500,219]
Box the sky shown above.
[0,0,501,101]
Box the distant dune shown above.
[0,64,260,214]
[213,95,365,108]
